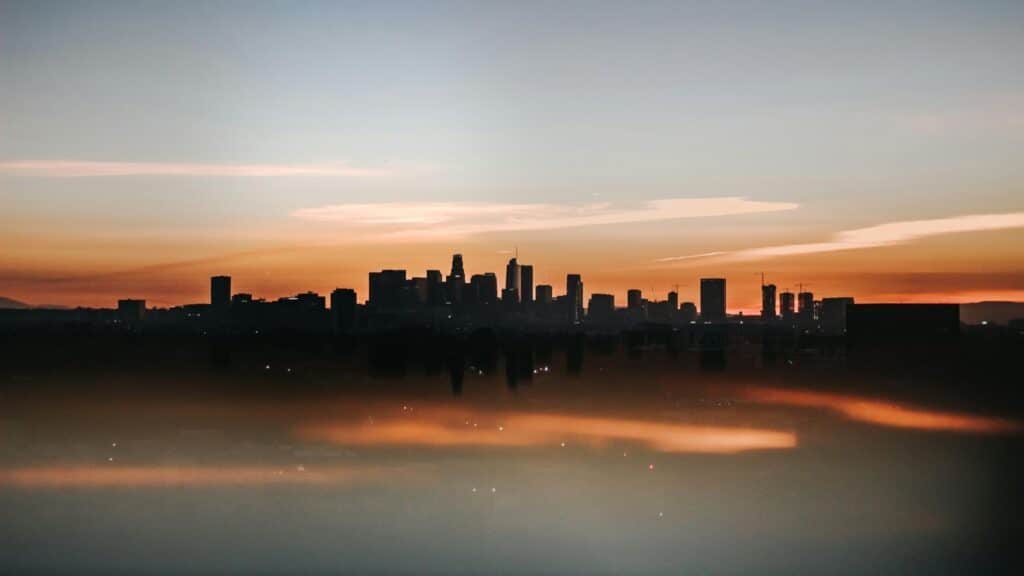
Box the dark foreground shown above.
[1,331,1022,574]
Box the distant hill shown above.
[960,301,1024,325]
[0,297,30,309]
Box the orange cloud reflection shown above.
[0,465,379,488]
[741,387,1023,434]
[297,408,796,454]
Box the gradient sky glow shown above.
[2,0,1023,308]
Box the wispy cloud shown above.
[291,197,798,239]
[654,251,727,263]
[657,212,1024,265]
[0,160,381,177]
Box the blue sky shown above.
[1,0,1023,306]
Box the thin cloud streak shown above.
[291,197,799,239]
[658,212,1024,265]
[654,251,727,263]
[0,160,382,177]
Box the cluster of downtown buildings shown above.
[92,253,871,336]
[0,252,968,346]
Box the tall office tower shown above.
[566,274,584,324]
[330,288,357,332]
[447,253,465,305]
[798,291,815,321]
[821,297,854,335]
[469,273,498,304]
[588,293,615,322]
[700,278,727,321]
[450,253,465,278]
[409,277,429,305]
[426,270,445,306]
[667,291,679,311]
[504,258,521,303]
[535,284,553,304]
[761,283,777,320]
[680,302,698,322]
[369,269,407,308]
[211,275,231,308]
[780,291,795,320]
[520,265,534,304]
[627,289,643,311]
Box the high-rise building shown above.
[588,293,615,322]
[700,278,727,321]
[780,291,795,320]
[667,291,679,312]
[627,289,643,311]
[117,299,145,322]
[680,302,698,322]
[821,297,854,335]
[761,283,777,320]
[505,258,521,303]
[426,270,445,306]
[470,273,498,304]
[450,254,465,278]
[447,254,465,305]
[409,277,429,305]
[211,275,231,308]
[330,288,357,332]
[798,291,814,321]
[566,274,583,324]
[369,269,407,308]
[536,284,553,304]
[520,265,534,304]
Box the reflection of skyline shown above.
[296,407,798,454]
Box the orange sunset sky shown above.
[2,2,1023,310]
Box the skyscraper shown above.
[780,291,795,320]
[798,291,814,322]
[520,265,534,304]
[426,270,445,306]
[667,291,679,312]
[588,293,615,322]
[536,284,553,304]
[447,254,465,305]
[470,273,498,304]
[211,275,231,308]
[505,258,520,303]
[450,254,465,278]
[566,274,583,324]
[761,283,777,320]
[369,269,407,309]
[330,288,357,332]
[627,289,643,311]
[700,278,726,321]
[821,297,854,335]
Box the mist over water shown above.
[1,335,1021,574]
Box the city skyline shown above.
[2,2,1024,308]
[2,247,1018,315]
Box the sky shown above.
[1,0,1023,310]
